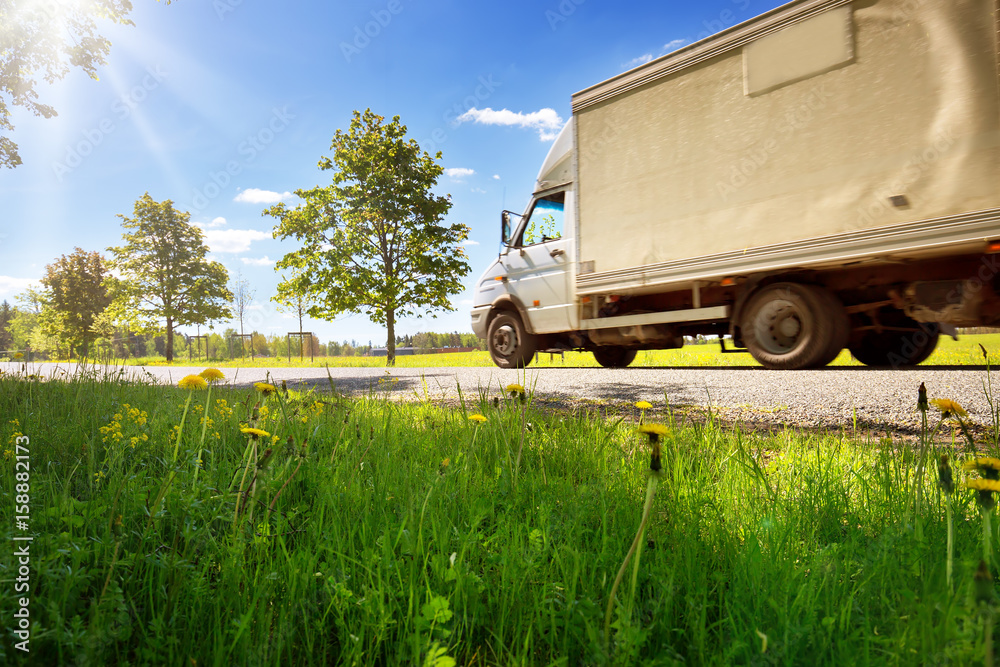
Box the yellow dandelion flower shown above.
[178,375,207,390]
[931,398,967,418]
[441,458,451,467]
[966,457,1000,482]
[964,458,1000,473]
[469,414,488,423]
[635,401,652,410]
[967,479,1000,492]
[638,424,668,471]
[506,383,525,395]
[13,352,23,360]
[967,478,1000,510]
[240,427,270,439]
[255,382,277,396]
[199,368,225,383]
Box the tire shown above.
[593,346,637,368]
[810,289,850,367]
[741,282,840,370]
[849,314,939,367]
[487,311,536,369]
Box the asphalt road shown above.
[3,360,995,434]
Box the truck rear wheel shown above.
[849,315,939,367]
[811,289,850,367]
[488,311,536,368]
[593,346,637,368]
[741,282,842,370]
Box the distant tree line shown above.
[0,312,485,361]
[395,332,485,352]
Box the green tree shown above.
[106,193,233,362]
[230,271,255,358]
[39,247,111,357]
[1,1,172,168]
[267,109,471,366]
[0,300,13,352]
[10,288,61,358]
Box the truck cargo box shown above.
[572,0,1000,294]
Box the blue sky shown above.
[1,0,784,347]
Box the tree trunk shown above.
[386,308,395,367]
[166,317,174,362]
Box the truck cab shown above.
[470,121,579,368]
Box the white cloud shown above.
[624,53,653,68]
[492,174,500,180]
[461,239,480,246]
[241,256,276,267]
[663,38,688,52]
[202,228,272,253]
[194,217,228,231]
[623,39,689,71]
[444,167,475,180]
[0,276,38,299]
[456,107,565,141]
[234,188,294,205]
[471,187,486,194]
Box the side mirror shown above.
[501,211,512,246]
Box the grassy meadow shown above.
[3,364,1000,664]
[103,332,1000,369]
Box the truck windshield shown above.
[520,193,565,246]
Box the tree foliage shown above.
[0,300,13,352]
[39,247,111,357]
[0,0,166,168]
[106,193,232,362]
[267,109,471,366]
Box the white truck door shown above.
[501,191,573,334]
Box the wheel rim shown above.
[492,324,518,357]
[751,299,805,355]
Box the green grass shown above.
[84,332,1000,369]
[2,368,1000,664]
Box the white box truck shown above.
[471,0,1000,370]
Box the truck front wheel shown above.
[593,346,637,368]
[488,311,536,368]
[741,282,843,370]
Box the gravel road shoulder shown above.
[3,361,993,440]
